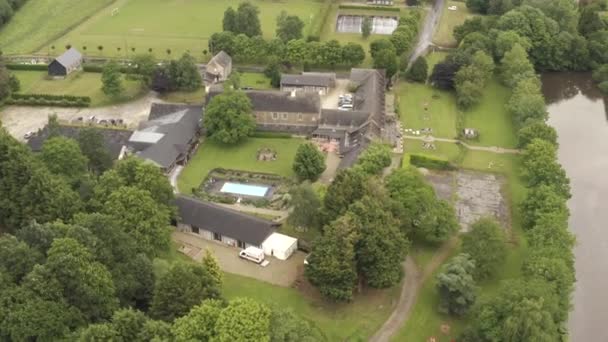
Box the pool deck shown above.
[206,178,276,200]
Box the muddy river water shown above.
[542,73,608,341]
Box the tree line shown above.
[0,125,322,341]
[0,0,26,27]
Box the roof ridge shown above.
[177,195,276,226]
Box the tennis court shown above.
[335,15,398,35]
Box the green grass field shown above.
[178,137,305,193]
[433,0,475,47]
[38,0,323,59]
[240,72,273,90]
[0,0,114,54]
[13,70,144,107]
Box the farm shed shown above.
[262,233,298,260]
[48,48,83,77]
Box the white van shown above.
[239,246,266,264]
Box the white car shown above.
[448,5,457,10]
[23,131,34,140]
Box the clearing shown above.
[178,137,306,193]
[39,0,324,59]
[433,0,475,47]
[13,70,143,107]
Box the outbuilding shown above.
[261,233,298,260]
[48,48,83,77]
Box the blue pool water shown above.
[220,182,269,197]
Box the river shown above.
[542,73,608,342]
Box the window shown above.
[213,233,221,241]
[298,113,303,121]
[237,240,245,249]
[192,226,200,234]
[272,112,278,120]
[282,113,288,120]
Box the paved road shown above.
[409,0,446,65]
[403,135,521,154]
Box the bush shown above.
[338,4,401,12]
[409,154,456,170]
[5,63,48,71]
[6,93,91,107]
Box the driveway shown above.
[173,231,305,287]
[409,0,446,65]
[0,92,161,141]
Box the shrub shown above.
[5,64,48,71]
[409,154,456,170]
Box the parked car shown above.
[23,131,34,140]
[239,246,269,266]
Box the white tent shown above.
[261,233,298,260]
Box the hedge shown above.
[251,131,293,139]
[12,93,91,103]
[409,154,456,170]
[6,64,48,71]
[338,4,401,12]
[82,64,130,73]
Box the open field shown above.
[433,0,475,47]
[38,0,324,59]
[178,137,305,193]
[0,0,114,54]
[240,72,273,90]
[13,70,144,107]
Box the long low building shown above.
[175,196,298,260]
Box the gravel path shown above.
[0,92,161,141]
[404,135,521,154]
[409,0,446,65]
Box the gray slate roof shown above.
[350,68,386,137]
[148,103,203,120]
[209,51,232,68]
[28,125,133,159]
[281,73,335,88]
[207,90,321,114]
[54,48,83,69]
[319,109,370,129]
[129,104,201,169]
[175,195,278,246]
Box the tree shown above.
[4,296,79,341]
[288,182,321,231]
[430,61,459,89]
[215,298,271,342]
[349,196,409,288]
[461,217,506,280]
[77,128,113,174]
[526,0,579,33]
[101,61,123,98]
[318,40,342,68]
[390,26,415,55]
[454,17,486,43]
[436,253,477,316]
[322,168,366,224]
[286,39,309,66]
[369,38,395,59]
[361,16,372,38]
[587,29,608,67]
[579,4,606,37]
[78,323,118,341]
[227,71,241,90]
[520,184,569,230]
[341,42,365,67]
[0,0,13,25]
[517,121,558,148]
[461,279,561,342]
[276,11,304,42]
[264,59,282,88]
[102,186,171,257]
[203,91,256,144]
[223,6,238,32]
[0,63,12,100]
[201,249,223,287]
[508,78,548,128]
[293,143,326,181]
[131,54,157,87]
[0,235,42,283]
[406,56,428,82]
[522,139,570,198]
[269,307,324,342]
[169,53,201,91]
[306,214,358,301]
[354,143,392,175]
[150,262,222,321]
[236,1,262,37]
[373,48,398,79]
[172,299,224,341]
[44,238,118,321]
[112,308,148,341]
[500,44,536,88]
[466,0,490,13]
[209,31,236,56]
[494,30,532,60]
[455,51,494,108]
[39,136,88,184]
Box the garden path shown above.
[403,135,521,154]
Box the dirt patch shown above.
[422,169,509,232]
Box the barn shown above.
[48,48,83,77]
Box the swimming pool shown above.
[220,182,269,197]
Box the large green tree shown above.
[322,168,366,224]
[235,1,262,37]
[172,299,224,341]
[0,235,42,283]
[522,139,570,198]
[520,184,569,230]
[508,78,548,128]
[276,11,304,42]
[77,128,113,175]
[355,143,392,175]
[373,48,398,80]
[39,136,88,184]
[169,53,201,91]
[150,262,222,321]
[517,121,557,148]
[101,61,124,98]
[215,298,272,342]
[461,218,506,280]
[500,44,537,88]
[204,91,256,144]
[407,56,428,82]
[288,182,321,231]
[293,143,326,181]
[436,253,477,316]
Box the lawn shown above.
[40,0,324,59]
[13,70,144,107]
[159,87,206,105]
[0,0,114,54]
[224,272,401,341]
[433,0,475,47]
[463,79,517,148]
[397,82,459,139]
[240,72,273,90]
[178,137,305,193]
[403,140,463,165]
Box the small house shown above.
[205,51,232,85]
[280,72,336,95]
[48,48,83,77]
[175,196,298,260]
